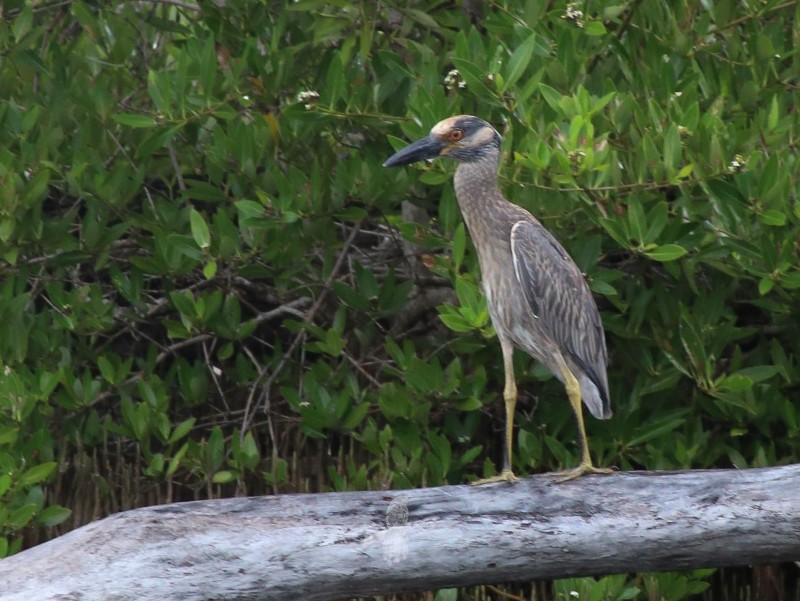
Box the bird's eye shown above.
[449,129,464,142]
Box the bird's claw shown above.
[471,469,520,485]
[549,463,615,483]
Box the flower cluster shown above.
[562,3,584,27]
[443,69,466,91]
[728,154,747,173]
[296,90,320,109]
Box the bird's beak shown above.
[383,134,446,167]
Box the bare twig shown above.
[240,222,363,435]
[202,339,228,412]
[89,298,310,408]
[167,141,186,191]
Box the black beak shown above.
[383,134,445,167]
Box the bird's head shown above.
[383,115,502,167]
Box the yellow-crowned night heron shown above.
[384,115,613,483]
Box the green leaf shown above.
[97,356,115,384]
[189,208,211,249]
[0,427,18,446]
[644,201,668,244]
[736,365,779,383]
[136,124,182,159]
[628,413,687,446]
[767,95,779,131]
[538,83,563,112]
[212,470,236,484]
[203,260,217,280]
[663,123,681,175]
[677,163,694,179]
[112,114,157,128]
[72,1,101,38]
[332,282,370,311]
[18,462,57,487]
[438,309,475,333]
[583,21,607,36]
[434,589,458,601]
[37,505,72,527]
[758,277,775,295]
[504,34,538,91]
[454,277,481,314]
[760,209,786,226]
[780,271,800,289]
[166,442,190,477]
[9,504,38,529]
[643,244,687,262]
[627,199,647,245]
[167,234,205,261]
[717,373,752,392]
[599,216,630,248]
[453,397,483,411]
[452,223,466,269]
[147,69,169,114]
[242,436,263,472]
[757,153,778,199]
[168,418,196,444]
[207,426,225,468]
[419,170,451,185]
[234,200,266,219]
[183,180,226,203]
[589,280,617,296]
[13,5,33,42]
[170,290,197,319]
[405,8,439,30]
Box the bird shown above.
[384,115,613,483]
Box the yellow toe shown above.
[549,463,615,483]
[471,469,520,485]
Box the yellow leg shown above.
[550,365,614,482]
[473,339,519,485]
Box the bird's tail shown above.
[580,376,612,420]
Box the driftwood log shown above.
[1,465,799,601]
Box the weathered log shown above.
[1,465,799,601]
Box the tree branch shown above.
[2,465,799,600]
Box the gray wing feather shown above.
[510,220,609,413]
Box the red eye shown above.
[449,129,464,142]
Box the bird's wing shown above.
[510,219,609,402]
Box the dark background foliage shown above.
[0,0,798,598]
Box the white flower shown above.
[296,90,320,109]
[444,69,465,91]
[562,3,584,27]
[728,154,747,173]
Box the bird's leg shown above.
[472,339,519,485]
[550,366,614,483]
[499,348,518,479]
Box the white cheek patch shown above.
[471,126,496,147]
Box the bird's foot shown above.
[471,469,520,485]
[548,463,615,483]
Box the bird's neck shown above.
[453,154,506,233]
